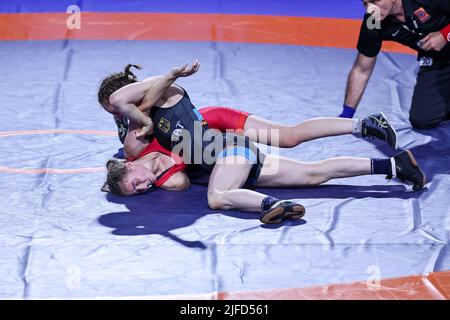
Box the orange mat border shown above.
[0,13,414,54]
[110,271,450,300]
[217,270,450,300]
[143,271,448,300]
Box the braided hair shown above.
[104,159,128,196]
[98,64,142,106]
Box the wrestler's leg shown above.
[243,115,353,147]
[200,106,355,148]
[207,154,268,212]
[255,154,372,187]
[201,106,397,149]
[243,113,398,150]
[207,157,307,224]
[256,150,426,190]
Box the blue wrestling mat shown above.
[0,0,448,299]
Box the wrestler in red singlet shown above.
[126,106,250,188]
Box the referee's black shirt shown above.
[357,0,450,61]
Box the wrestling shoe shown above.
[388,150,426,191]
[260,200,306,224]
[362,112,398,149]
[114,114,129,144]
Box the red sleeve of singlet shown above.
[199,106,250,132]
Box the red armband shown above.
[441,24,450,42]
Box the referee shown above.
[339,0,450,129]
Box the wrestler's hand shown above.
[366,3,380,17]
[170,60,200,78]
[136,120,154,138]
[420,32,447,52]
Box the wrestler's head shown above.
[105,159,156,196]
[98,64,141,114]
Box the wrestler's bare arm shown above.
[138,60,200,112]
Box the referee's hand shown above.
[419,32,447,52]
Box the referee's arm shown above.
[429,0,450,41]
[343,53,377,110]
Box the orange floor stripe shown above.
[0,129,116,137]
[428,272,450,300]
[0,166,106,174]
[97,271,450,300]
[219,271,450,300]
[0,13,415,55]
[99,271,450,300]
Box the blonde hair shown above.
[105,159,128,195]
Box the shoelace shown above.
[370,115,388,129]
[365,117,388,140]
[386,173,421,189]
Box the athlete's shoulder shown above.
[415,0,434,6]
[160,171,190,191]
[416,0,447,11]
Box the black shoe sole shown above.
[404,150,427,190]
[260,204,306,224]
